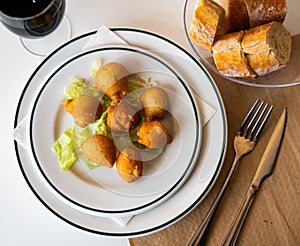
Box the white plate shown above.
[14,28,227,237]
[28,45,201,216]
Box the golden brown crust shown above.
[137,121,172,148]
[243,0,287,27]
[212,31,256,78]
[245,51,281,77]
[63,99,75,115]
[106,103,140,132]
[213,0,249,32]
[95,62,129,103]
[81,135,116,168]
[189,0,226,51]
[72,95,102,128]
[242,21,292,76]
[241,22,274,54]
[116,147,143,183]
[212,30,244,53]
[140,86,169,121]
[212,48,256,78]
[212,21,292,78]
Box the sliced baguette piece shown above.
[242,21,292,76]
[213,0,249,32]
[212,31,256,78]
[189,0,225,51]
[243,0,287,27]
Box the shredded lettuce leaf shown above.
[73,125,94,146]
[94,109,111,138]
[62,78,87,104]
[128,74,148,92]
[51,127,77,171]
[62,76,108,105]
[84,160,101,170]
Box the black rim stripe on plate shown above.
[14,28,227,237]
[29,46,200,214]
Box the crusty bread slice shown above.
[212,31,256,78]
[189,0,225,51]
[213,0,249,32]
[243,0,287,27]
[242,21,292,76]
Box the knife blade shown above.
[221,108,287,246]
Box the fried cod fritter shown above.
[95,62,129,103]
[140,86,169,121]
[137,121,172,148]
[64,95,102,128]
[106,103,140,132]
[116,147,143,183]
[81,134,116,168]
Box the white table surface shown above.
[0,1,192,245]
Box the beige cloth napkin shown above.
[13,25,216,227]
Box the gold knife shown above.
[221,108,287,246]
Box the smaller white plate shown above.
[28,45,201,217]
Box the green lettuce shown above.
[62,78,87,103]
[128,74,148,92]
[94,109,111,138]
[51,127,77,171]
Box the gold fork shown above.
[188,99,273,246]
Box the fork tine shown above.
[239,99,273,141]
[253,104,273,141]
[244,100,264,134]
[239,99,260,134]
[249,102,269,136]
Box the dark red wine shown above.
[0,0,65,39]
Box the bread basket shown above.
[183,0,300,87]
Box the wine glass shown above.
[0,0,71,56]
